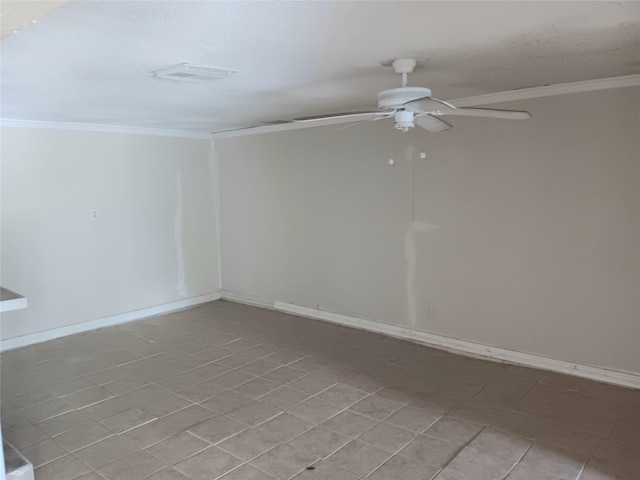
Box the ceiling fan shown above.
[220,58,531,135]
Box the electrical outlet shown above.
[90,209,98,219]
[425,303,435,318]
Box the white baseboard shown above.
[0,292,221,352]
[274,301,640,389]
[275,301,640,389]
[220,290,275,309]
[218,291,639,389]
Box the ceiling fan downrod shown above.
[392,58,417,87]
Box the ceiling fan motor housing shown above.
[378,87,432,110]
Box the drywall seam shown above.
[0,292,221,352]
[218,291,639,389]
[210,139,223,291]
[175,170,188,297]
[0,119,211,139]
[406,220,440,327]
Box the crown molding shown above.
[450,74,640,107]
[0,118,212,139]
[4,74,638,140]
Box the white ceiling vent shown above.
[151,63,237,83]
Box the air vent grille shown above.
[151,63,237,83]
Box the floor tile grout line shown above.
[5,370,385,440]
[402,421,488,478]
[80,350,169,378]
[187,424,249,448]
[213,381,381,464]
[103,415,159,436]
[175,446,246,480]
[23,446,67,470]
[429,467,444,480]
[574,462,587,480]
[216,438,285,464]
[582,435,605,474]
[360,423,426,478]
[124,459,167,480]
[68,441,132,478]
[284,388,372,429]
[247,460,280,480]
[75,332,253,390]
[58,431,117,455]
[275,387,411,474]
[499,442,534,480]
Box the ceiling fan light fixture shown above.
[394,110,415,132]
[151,63,237,83]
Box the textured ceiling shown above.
[0,1,70,38]
[1,1,638,133]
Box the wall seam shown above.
[210,137,224,292]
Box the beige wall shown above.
[216,87,640,374]
[1,127,220,340]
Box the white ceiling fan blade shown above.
[214,111,392,137]
[415,114,452,133]
[435,107,531,120]
[404,97,457,114]
[293,111,394,126]
[294,111,380,120]
[404,97,530,120]
[330,114,394,134]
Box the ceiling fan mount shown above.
[220,58,531,135]
[379,59,448,132]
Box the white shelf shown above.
[0,287,28,313]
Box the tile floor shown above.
[1,300,638,480]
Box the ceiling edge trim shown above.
[213,74,640,139]
[0,119,212,140]
[212,120,344,139]
[451,74,640,107]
